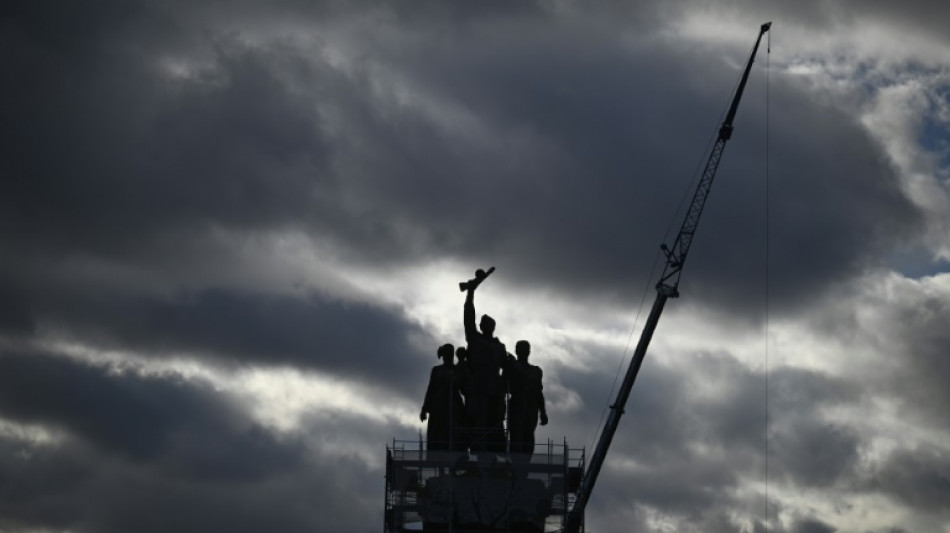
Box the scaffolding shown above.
[385,437,585,532]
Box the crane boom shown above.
[565,22,771,533]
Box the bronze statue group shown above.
[420,268,548,458]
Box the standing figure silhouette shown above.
[420,343,465,451]
[506,340,548,458]
[461,268,506,453]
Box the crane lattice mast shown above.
[565,21,771,533]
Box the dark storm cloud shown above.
[791,518,837,533]
[665,0,950,47]
[0,279,35,335]
[0,434,92,530]
[1,0,925,365]
[562,342,859,461]
[0,0,564,269]
[0,349,297,470]
[553,341,865,530]
[0,430,378,533]
[688,74,922,316]
[804,0,950,47]
[867,445,950,515]
[0,350,398,532]
[1,3,329,256]
[9,279,432,395]
[538,349,751,529]
[253,3,921,317]
[886,288,950,429]
[0,351,192,460]
[770,416,861,488]
[2,0,436,394]
[1,1,946,532]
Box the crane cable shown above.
[764,27,772,530]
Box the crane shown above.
[565,21,771,533]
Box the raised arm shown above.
[461,267,494,343]
[464,288,478,343]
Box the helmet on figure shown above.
[437,343,454,360]
[515,340,531,360]
[480,314,496,336]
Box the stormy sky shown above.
[2,1,949,531]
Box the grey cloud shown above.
[529,349,746,529]
[685,74,921,317]
[765,367,863,488]
[819,278,950,438]
[791,517,837,533]
[0,351,195,460]
[81,457,372,533]
[1,23,330,257]
[768,366,860,416]
[552,342,870,531]
[867,446,950,515]
[842,0,950,46]
[1,1,948,532]
[888,290,950,428]
[558,346,693,458]
[36,286,431,395]
[0,427,381,533]
[1,0,926,337]
[0,434,93,530]
[0,279,35,335]
[294,8,921,320]
[653,0,950,47]
[0,350,395,532]
[770,416,861,488]
[0,350,293,470]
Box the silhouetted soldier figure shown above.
[420,343,465,452]
[461,268,507,453]
[455,345,469,369]
[506,340,548,457]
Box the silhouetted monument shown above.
[506,340,548,457]
[393,268,583,533]
[461,267,507,453]
[420,343,465,451]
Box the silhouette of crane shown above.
[565,21,772,533]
